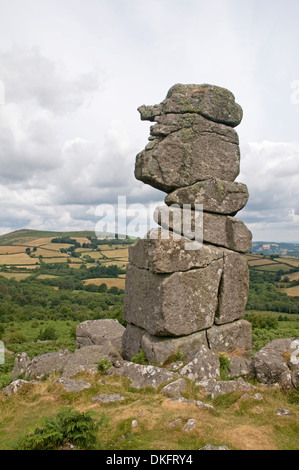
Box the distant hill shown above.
[0,229,122,246]
[251,242,299,257]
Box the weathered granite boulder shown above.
[154,205,252,253]
[179,346,221,381]
[129,229,223,274]
[122,323,208,364]
[292,370,299,389]
[122,324,146,361]
[10,352,31,379]
[62,344,121,378]
[24,350,71,380]
[227,357,255,379]
[206,320,252,358]
[54,377,91,393]
[161,378,187,398]
[197,377,256,399]
[2,379,38,396]
[76,319,125,354]
[215,249,249,325]
[91,393,127,403]
[165,179,249,216]
[183,418,196,432]
[123,261,223,337]
[138,83,243,127]
[254,338,299,388]
[135,115,240,192]
[142,330,209,365]
[108,360,177,389]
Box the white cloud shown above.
[0,1,299,241]
[238,141,299,241]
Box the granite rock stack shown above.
[123,84,253,365]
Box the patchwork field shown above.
[0,272,31,280]
[0,246,27,255]
[0,229,130,286]
[83,277,126,289]
[282,286,299,297]
[248,259,279,266]
[0,253,39,265]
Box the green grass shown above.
[0,371,298,450]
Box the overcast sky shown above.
[0,0,299,242]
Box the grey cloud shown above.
[0,46,101,115]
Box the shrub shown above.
[219,355,231,380]
[97,357,113,374]
[6,332,27,344]
[131,350,148,365]
[18,408,100,450]
[37,326,58,341]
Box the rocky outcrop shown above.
[10,352,31,379]
[2,379,38,396]
[76,319,125,355]
[19,350,71,380]
[62,344,121,378]
[253,338,299,389]
[179,346,220,381]
[107,360,177,389]
[54,377,91,393]
[197,377,256,399]
[123,83,252,366]
[165,178,249,216]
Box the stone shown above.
[54,377,91,393]
[138,83,243,127]
[165,362,185,372]
[196,377,256,399]
[199,444,230,450]
[215,249,249,325]
[276,409,291,417]
[280,371,294,391]
[161,378,187,398]
[179,346,220,381]
[240,393,263,401]
[135,114,240,192]
[10,352,31,379]
[2,379,38,396]
[24,350,71,380]
[292,370,299,389]
[154,205,252,253]
[195,401,214,410]
[123,261,223,337]
[165,179,249,216]
[227,357,255,379]
[171,397,194,404]
[169,418,182,428]
[122,323,146,361]
[129,229,224,274]
[183,418,196,432]
[253,338,299,385]
[108,360,177,389]
[91,393,127,403]
[141,329,208,365]
[206,320,252,358]
[76,319,125,355]
[62,344,121,378]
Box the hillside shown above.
[0,230,298,450]
[251,241,299,257]
[0,229,118,246]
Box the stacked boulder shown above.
[123,84,253,365]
